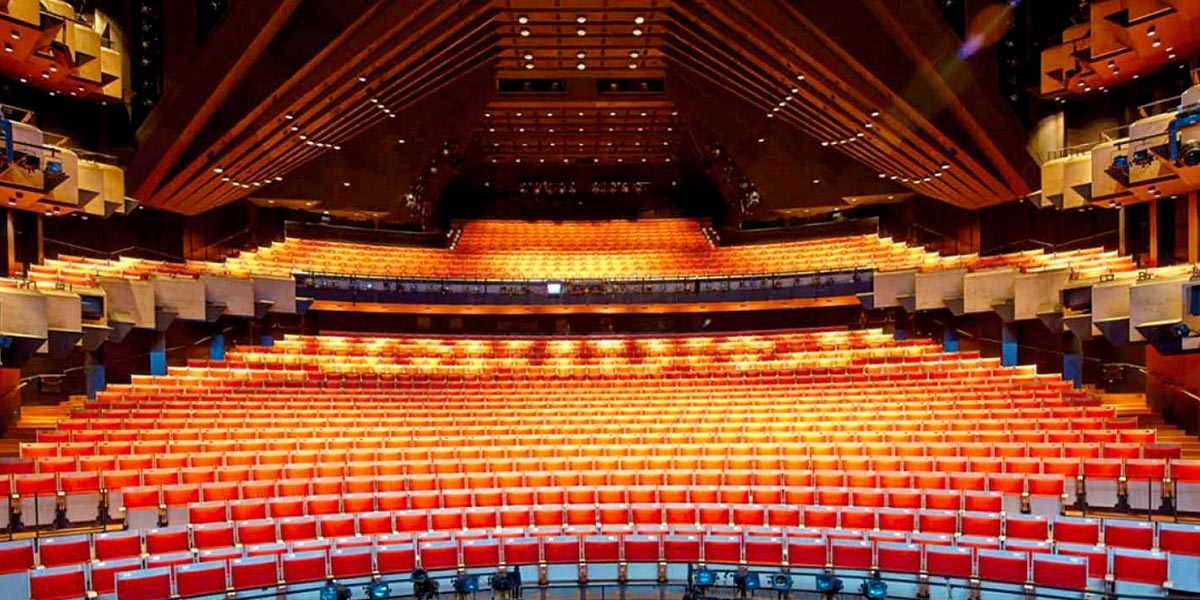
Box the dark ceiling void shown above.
[126,0,1038,223]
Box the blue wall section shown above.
[210,333,225,361]
[85,365,105,400]
[149,334,167,376]
[1001,323,1018,367]
[1063,352,1083,388]
[942,326,959,353]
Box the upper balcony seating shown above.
[22,220,1136,292]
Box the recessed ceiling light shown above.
[213,167,224,174]
[578,112,585,116]
[577,28,586,36]
[758,138,765,143]
[517,15,529,24]
[812,179,820,184]
[870,111,880,117]
[343,182,351,187]
[632,28,643,36]
[515,112,522,116]
[576,15,587,24]
[635,15,646,24]
[523,52,533,60]
[525,62,534,69]
[630,51,640,59]
[576,51,586,59]
[358,76,367,83]
[519,28,530,36]
[398,139,406,144]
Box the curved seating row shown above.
[8,521,1196,600]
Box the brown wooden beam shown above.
[128,0,305,199]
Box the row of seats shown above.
[454,219,714,252]
[24,509,1190,560]
[9,523,1194,600]
[23,220,1136,289]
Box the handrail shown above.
[42,238,185,263]
[294,266,875,286]
[982,230,1119,257]
[143,558,1189,600]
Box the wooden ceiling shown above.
[128,0,1037,217]
[1040,0,1199,97]
[497,0,667,78]
[479,100,685,164]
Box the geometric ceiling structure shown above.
[126,0,1039,221]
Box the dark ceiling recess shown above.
[127,0,1036,225]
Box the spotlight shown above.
[861,576,888,600]
[321,580,352,600]
[1131,149,1153,167]
[365,579,392,600]
[1179,140,1200,167]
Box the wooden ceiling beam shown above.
[127,0,305,199]
[160,0,495,214]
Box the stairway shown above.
[1101,393,1200,459]
[0,395,87,458]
